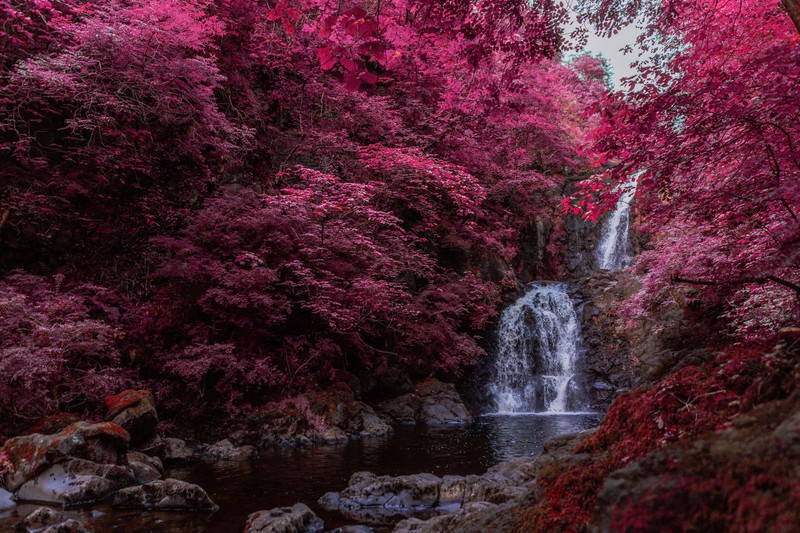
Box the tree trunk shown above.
[783,0,800,34]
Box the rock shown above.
[40,519,90,533]
[162,437,194,464]
[244,502,324,533]
[376,395,420,425]
[136,434,166,457]
[104,390,159,447]
[1,422,130,492]
[15,458,136,507]
[1,487,13,510]
[377,380,472,426]
[392,501,499,533]
[127,451,163,483]
[16,508,91,533]
[112,478,219,511]
[16,506,65,530]
[199,439,257,462]
[318,470,518,526]
[255,385,392,448]
[327,527,374,533]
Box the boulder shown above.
[112,478,218,511]
[1,422,130,492]
[104,390,159,447]
[376,395,419,424]
[162,437,194,464]
[318,470,516,525]
[40,520,90,533]
[127,451,163,483]
[391,501,502,533]
[377,380,472,426]
[15,507,92,533]
[16,506,66,530]
[255,385,392,448]
[136,435,166,458]
[15,458,136,507]
[415,380,472,425]
[199,439,257,462]
[244,502,324,533]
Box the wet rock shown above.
[136,435,166,457]
[0,487,13,509]
[104,390,158,447]
[15,458,136,507]
[244,502,324,533]
[392,501,499,533]
[16,506,65,530]
[319,470,518,525]
[376,395,420,425]
[162,437,194,464]
[199,439,257,462]
[377,380,472,426]
[15,507,91,533]
[327,526,374,533]
[40,519,91,533]
[112,478,218,511]
[255,384,392,448]
[127,451,163,483]
[1,422,130,492]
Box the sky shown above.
[581,24,644,89]
[564,9,646,90]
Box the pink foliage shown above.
[0,273,130,428]
[571,0,800,341]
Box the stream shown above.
[0,413,600,532]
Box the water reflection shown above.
[0,413,600,533]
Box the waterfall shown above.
[595,180,637,271]
[489,284,584,414]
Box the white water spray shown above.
[489,284,583,414]
[596,179,637,271]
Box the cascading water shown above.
[595,179,637,271]
[489,284,584,414]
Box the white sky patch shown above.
[564,10,647,90]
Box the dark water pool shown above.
[0,413,601,532]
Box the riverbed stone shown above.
[318,470,518,525]
[162,437,194,464]
[377,380,472,426]
[255,384,392,448]
[15,458,136,507]
[40,519,91,533]
[1,422,130,492]
[16,506,65,530]
[112,478,218,511]
[16,507,92,533]
[244,502,324,533]
[104,390,159,447]
[199,439,257,462]
[127,451,163,483]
